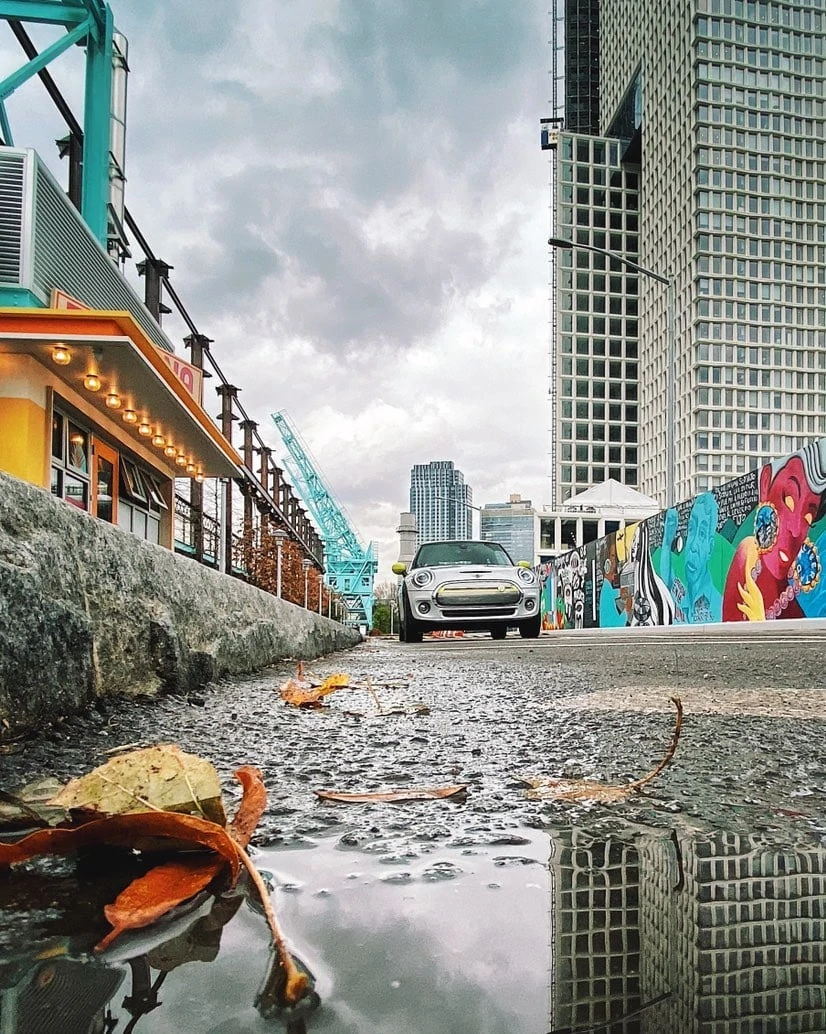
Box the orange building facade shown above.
[0,307,241,549]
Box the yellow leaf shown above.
[280,671,350,707]
[49,744,226,825]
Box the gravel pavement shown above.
[3,631,825,852]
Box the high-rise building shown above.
[479,494,537,563]
[546,0,826,508]
[409,460,472,543]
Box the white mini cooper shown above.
[392,540,541,643]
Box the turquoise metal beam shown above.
[0,2,89,26]
[0,101,12,145]
[80,0,113,244]
[0,16,91,100]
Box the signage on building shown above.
[50,288,92,311]
[154,349,203,404]
[49,288,203,404]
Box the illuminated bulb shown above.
[83,372,101,392]
[185,462,197,475]
[104,391,121,409]
[51,344,71,366]
[164,443,177,457]
[122,409,138,424]
[151,433,165,448]
[138,421,152,436]
[195,471,204,483]
[175,453,187,467]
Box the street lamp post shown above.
[548,237,676,509]
[272,528,287,598]
[302,558,312,609]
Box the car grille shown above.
[441,607,518,618]
[434,581,521,608]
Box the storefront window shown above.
[119,457,168,545]
[52,407,90,511]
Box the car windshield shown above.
[412,541,514,568]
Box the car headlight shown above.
[411,569,434,588]
[517,567,536,585]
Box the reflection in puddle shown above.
[0,826,824,1032]
[549,829,826,1033]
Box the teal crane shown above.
[272,411,377,629]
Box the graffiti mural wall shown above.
[539,439,826,629]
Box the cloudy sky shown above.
[4,1,552,580]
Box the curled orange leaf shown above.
[94,766,268,952]
[280,672,350,708]
[96,856,223,952]
[0,810,241,875]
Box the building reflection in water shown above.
[549,829,826,1033]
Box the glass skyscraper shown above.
[409,460,473,543]
[479,494,537,563]
[547,0,826,507]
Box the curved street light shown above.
[548,236,675,508]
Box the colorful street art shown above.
[539,439,826,629]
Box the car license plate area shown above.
[435,583,521,608]
[441,607,518,618]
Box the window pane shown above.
[67,424,88,473]
[51,411,64,459]
[64,474,88,511]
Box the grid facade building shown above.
[638,830,826,1031]
[554,135,641,501]
[549,830,642,1033]
[479,494,536,563]
[409,460,472,544]
[548,827,826,1033]
[549,0,826,507]
[551,0,602,135]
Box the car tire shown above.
[490,626,507,640]
[518,614,542,639]
[400,592,423,644]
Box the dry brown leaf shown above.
[523,696,683,803]
[49,744,226,825]
[228,766,267,849]
[314,784,469,804]
[280,671,350,708]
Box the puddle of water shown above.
[1,825,825,1033]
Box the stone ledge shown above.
[0,471,361,731]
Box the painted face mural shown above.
[682,492,722,624]
[723,442,826,621]
[548,439,826,631]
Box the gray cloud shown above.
[5,0,552,575]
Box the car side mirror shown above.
[517,560,532,569]
[391,562,408,575]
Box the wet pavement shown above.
[1,631,826,1032]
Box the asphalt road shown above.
[2,626,825,850]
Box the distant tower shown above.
[409,460,472,542]
[396,511,418,566]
